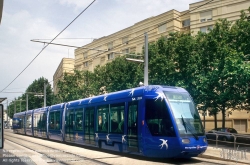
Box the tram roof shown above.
[66,85,187,108]
[34,107,48,113]
[13,111,26,116]
[67,86,145,107]
[49,103,65,110]
[26,109,34,114]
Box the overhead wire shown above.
[1,0,214,100]
[82,0,215,60]
[31,0,216,87]
[0,0,96,93]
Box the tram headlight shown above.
[203,137,207,143]
[182,138,190,144]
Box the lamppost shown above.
[14,99,26,113]
[126,32,148,86]
[25,92,44,111]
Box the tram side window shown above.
[75,109,83,131]
[110,103,124,134]
[55,111,60,130]
[49,112,55,129]
[39,113,47,130]
[66,110,74,131]
[20,117,24,128]
[145,99,176,137]
[128,101,138,135]
[26,115,32,128]
[34,114,38,129]
[97,105,109,133]
[85,107,95,134]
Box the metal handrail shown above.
[206,131,250,150]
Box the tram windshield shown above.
[164,92,204,137]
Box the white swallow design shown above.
[159,139,168,150]
[104,94,108,101]
[122,135,126,143]
[88,98,92,104]
[154,92,166,101]
[95,133,99,140]
[129,88,135,97]
[106,134,110,142]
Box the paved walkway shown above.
[2,129,250,165]
[0,140,50,165]
[200,146,250,164]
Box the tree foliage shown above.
[148,8,250,128]
[7,77,54,118]
[56,56,143,102]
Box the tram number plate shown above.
[132,97,142,101]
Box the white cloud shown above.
[57,0,96,10]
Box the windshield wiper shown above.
[181,115,187,133]
[181,115,199,140]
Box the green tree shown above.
[8,77,53,118]
[25,77,53,109]
[148,33,199,97]
[56,56,143,102]
[195,18,250,128]
[92,56,143,93]
[57,70,86,102]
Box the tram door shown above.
[84,107,95,145]
[127,101,138,152]
[65,110,74,142]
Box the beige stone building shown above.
[200,110,250,133]
[53,0,250,133]
[53,58,75,95]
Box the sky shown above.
[0,0,201,107]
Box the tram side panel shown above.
[141,88,207,158]
[11,86,208,159]
[64,106,85,144]
[48,104,65,141]
[12,112,26,134]
[33,108,48,139]
[25,110,33,136]
[142,98,181,158]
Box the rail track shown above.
[4,131,107,165]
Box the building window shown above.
[83,52,88,59]
[122,48,129,54]
[107,42,113,50]
[83,61,88,67]
[108,53,114,60]
[200,25,213,33]
[122,36,128,44]
[182,19,190,27]
[100,56,105,62]
[158,24,167,33]
[200,10,212,22]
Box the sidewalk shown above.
[199,146,250,164]
[0,140,50,165]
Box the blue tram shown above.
[33,107,48,138]
[12,85,208,158]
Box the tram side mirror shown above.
[0,104,3,149]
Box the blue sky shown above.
[0,0,201,106]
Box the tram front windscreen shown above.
[164,92,204,138]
